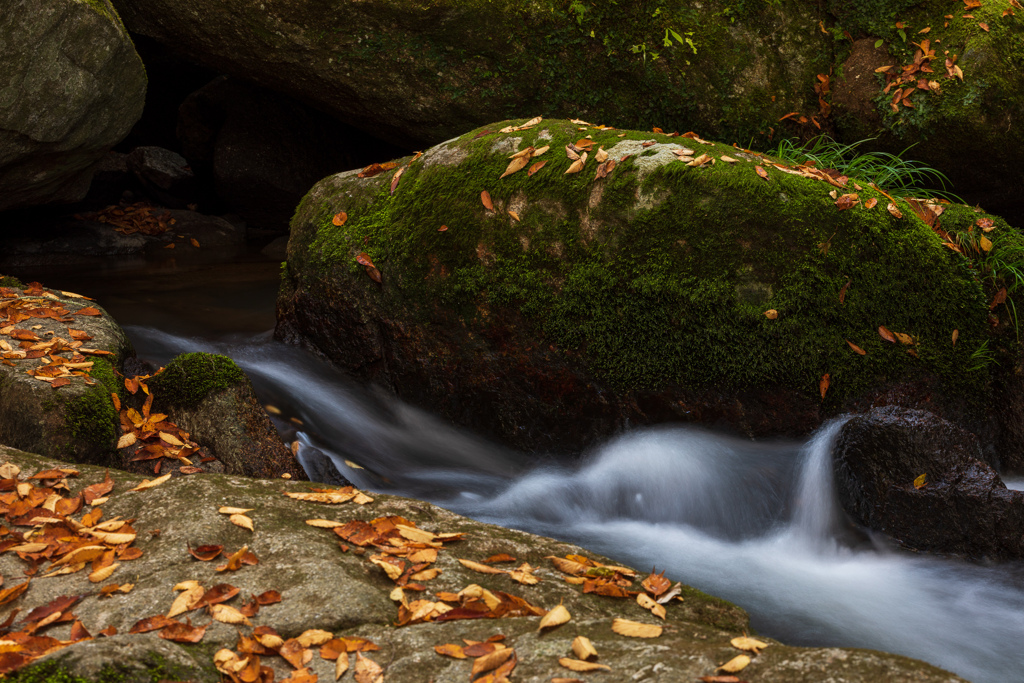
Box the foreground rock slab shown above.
[278,118,1014,453]
[0,0,146,210]
[0,445,964,682]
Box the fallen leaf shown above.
[914,473,928,489]
[565,152,588,174]
[952,329,959,346]
[332,212,348,227]
[508,210,520,222]
[483,553,517,564]
[847,341,866,355]
[83,470,114,504]
[864,197,878,209]
[878,326,897,343]
[716,655,751,673]
[755,166,769,180]
[211,604,251,626]
[434,643,467,659]
[0,581,29,607]
[697,678,742,683]
[819,373,830,400]
[894,332,913,345]
[528,160,547,176]
[991,287,1008,310]
[887,203,903,218]
[336,654,349,680]
[481,191,494,211]
[611,618,662,638]
[538,603,570,632]
[159,621,207,644]
[167,585,204,618]
[128,473,171,492]
[764,309,778,320]
[354,652,383,683]
[835,193,859,210]
[390,166,406,194]
[731,636,770,653]
[559,658,611,672]
[637,593,667,619]
[839,279,851,303]
[979,22,989,30]
[533,146,550,156]
[190,238,201,248]
[438,225,448,232]
[230,514,254,531]
[500,156,530,178]
[472,647,514,676]
[188,544,224,561]
[460,559,507,575]
[88,563,119,583]
[980,235,993,252]
[571,635,599,661]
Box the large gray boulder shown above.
[110,0,831,150]
[0,445,966,682]
[0,0,146,211]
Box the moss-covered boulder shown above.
[145,352,306,480]
[277,117,1018,453]
[0,445,966,682]
[109,0,831,150]
[0,283,132,463]
[0,0,146,211]
[830,5,1024,223]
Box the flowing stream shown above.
[128,325,1024,683]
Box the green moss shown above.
[3,653,206,683]
[148,352,246,410]
[62,386,118,455]
[0,276,24,288]
[289,118,993,409]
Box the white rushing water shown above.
[131,327,1024,683]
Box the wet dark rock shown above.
[146,352,306,480]
[0,0,146,211]
[833,406,1024,560]
[177,76,405,232]
[125,146,197,208]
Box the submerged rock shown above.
[0,0,146,211]
[833,406,1024,560]
[0,445,967,682]
[278,118,1013,453]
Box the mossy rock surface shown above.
[109,0,831,150]
[144,352,306,479]
[0,284,132,464]
[277,118,1013,453]
[0,0,145,210]
[0,445,966,682]
[829,3,1024,223]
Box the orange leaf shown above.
[481,191,494,211]
[158,621,207,643]
[847,340,867,355]
[755,166,769,180]
[390,166,406,195]
[952,329,959,346]
[528,161,547,176]
[878,326,897,343]
[434,643,467,658]
[990,287,1008,310]
[75,307,101,316]
[839,279,851,303]
[641,569,671,597]
[864,197,878,209]
[979,22,989,31]
[819,373,830,400]
[332,212,348,226]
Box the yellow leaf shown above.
[539,603,571,632]
[305,519,344,528]
[717,654,751,673]
[410,567,441,581]
[471,648,514,676]
[128,473,172,492]
[297,629,334,647]
[571,635,599,661]
[914,473,928,489]
[508,146,535,160]
[219,506,254,515]
[508,210,520,221]
[434,643,467,659]
[981,235,993,252]
[459,558,508,575]
[636,593,667,620]
[335,653,349,680]
[168,584,204,618]
[174,580,201,591]
[87,530,136,545]
[352,491,374,505]
[533,145,550,156]
[565,153,587,174]
[229,514,254,531]
[88,563,119,583]
[764,309,778,319]
[595,147,609,163]
[548,556,588,575]
[509,563,539,585]
[611,618,662,638]
[116,433,137,449]
[731,636,770,653]
[51,545,106,567]
[559,658,611,672]
[159,431,184,446]
[500,156,530,178]
[210,604,251,626]
[720,155,739,163]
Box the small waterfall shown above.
[789,417,849,545]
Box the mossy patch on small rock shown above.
[278,118,1004,453]
[147,352,246,410]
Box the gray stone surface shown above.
[0,0,146,211]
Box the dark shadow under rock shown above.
[833,406,1024,560]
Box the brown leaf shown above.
[256,590,282,605]
[991,287,1008,310]
[129,615,176,633]
[887,202,903,219]
[354,652,383,683]
[839,279,851,303]
[755,166,769,180]
[459,558,508,575]
[641,569,671,597]
[697,678,742,683]
[979,22,989,30]
[878,326,897,343]
[952,329,959,346]
[434,643,467,658]
[847,341,866,355]
[159,621,207,643]
[332,212,348,226]
[390,166,406,195]
[764,309,778,320]
[819,373,830,400]
[481,191,494,211]
[864,197,878,209]
[834,193,859,210]
[75,307,101,317]
[528,160,547,176]
[357,162,398,178]
[500,156,530,178]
